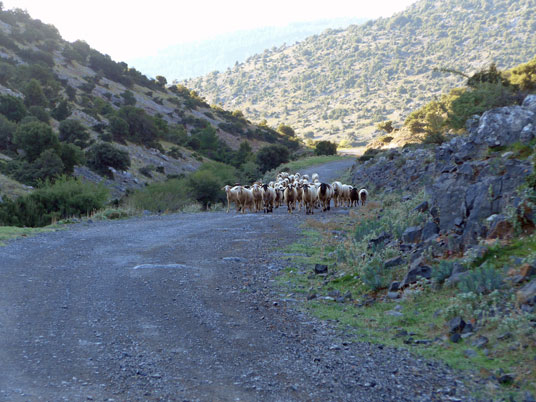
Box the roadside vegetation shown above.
[278,188,535,401]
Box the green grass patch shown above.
[472,234,536,268]
[0,226,54,245]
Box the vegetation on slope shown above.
[186,0,536,146]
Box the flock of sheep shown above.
[222,171,368,215]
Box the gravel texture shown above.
[0,160,476,401]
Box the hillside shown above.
[185,0,536,146]
[0,7,299,200]
[129,17,367,81]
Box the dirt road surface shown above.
[0,160,471,401]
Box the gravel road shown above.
[0,160,472,401]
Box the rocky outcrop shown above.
[350,95,535,251]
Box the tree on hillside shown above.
[0,94,27,122]
[376,120,394,133]
[59,119,90,148]
[13,121,59,162]
[277,124,295,137]
[23,79,47,108]
[315,140,337,156]
[156,75,167,88]
[256,144,290,173]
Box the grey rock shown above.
[386,310,404,317]
[448,316,466,334]
[464,349,477,358]
[471,336,489,349]
[422,222,439,241]
[471,106,535,148]
[414,201,429,213]
[449,333,462,343]
[402,226,423,244]
[522,94,536,114]
[387,291,400,300]
[517,279,536,305]
[368,231,392,248]
[521,123,536,142]
[314,264,328,275]
[384,256,405,269]
[401,265,432,287]
[388,281,400,292]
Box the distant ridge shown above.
[129,18,367,81]
[185,0,536,146]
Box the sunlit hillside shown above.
[186,0,536,146]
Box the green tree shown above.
[121,90,136,106]
[58,143,85,174]
[108,116,129,141]
[376,120,394,133]
[13,121,59,162]
[0,94,27,122]
[186,170,221,209]
[315,140,337,156]
[256,144,290,173]
[59,119,90,148]
[51,100,71,121]
[0,114,17,152]
[23,79,47,107]
[277,124,295,137]
[86,142,131,178]
[117,106,159,145]
[155,75,167,88]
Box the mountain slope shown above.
[185,0,536,146]
[129,18,367,81]
[0,7,298,199]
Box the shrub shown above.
[432,260,456,284]
[58,143,85,174]
[23,79,47,107]
[0,94,27,122]
[51,100,72,121]
[458,264,504,294]
[0,114,17,152]
[186,169,221,209]
[256,144,290,173]
[13,121,59,162]
[0,177,108,227]
[59,119,90,148]
[376,120,394,133]
[358,148,381,162]
[86,143,131,178]
[315,140,337,156]
[28,106,50,123]
[125,178,191,213]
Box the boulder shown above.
[470,106,535,148]
[517,279,536,306]
[522,94,536,114]
[402,226,423,244]
[388,281,400,292]
[414,201,429,213]
[314,264,328,275]
[368,231,392,249]
[384,256,405,269]
[401,265,432,287]
[448,316,466,333]
[422,221,439,241]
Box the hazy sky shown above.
[2,0,418,62]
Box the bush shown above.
[13,121,59,162]
[315,140,337,156]
[0,177,108,227]
[0,94,27,122]
[125,178,191,212]
[23,79,47,107]
[256,144,290,173]
[59,119,90,148]
[51,100,72,121]
[432,261,456,284]
[0,114,17,152]
[86,143,131,178]
[458,264,504,294]
[186,169,221,209]
[28,106,50,123]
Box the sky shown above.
[2,0,418,62]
